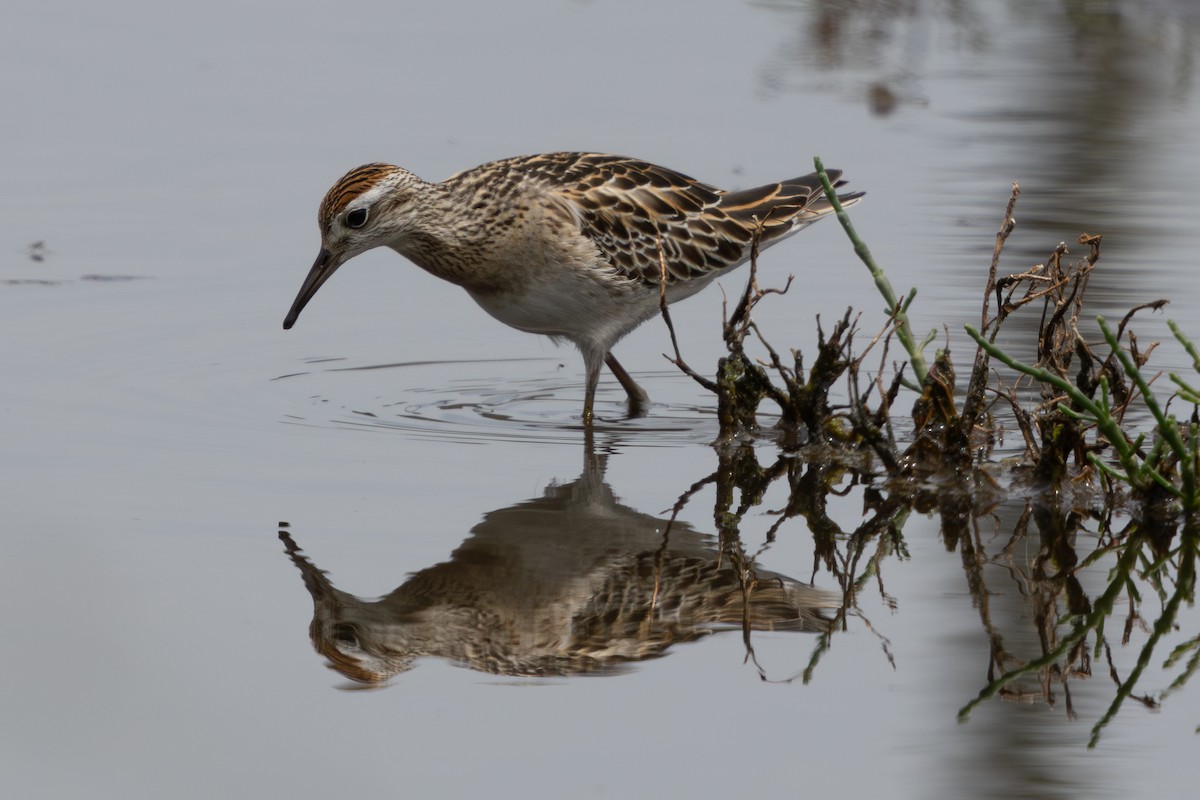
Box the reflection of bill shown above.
[279,462,836,683]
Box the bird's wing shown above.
[539,153,854,286]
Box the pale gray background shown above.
[3,1,1198,798]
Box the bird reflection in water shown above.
[280,456,837,683]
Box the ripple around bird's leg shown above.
[276,358,724,447]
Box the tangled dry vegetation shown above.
[664,170,1198,515]
[656,163,1198,745]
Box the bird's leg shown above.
[582,352,603,426]
[605,352,649,418]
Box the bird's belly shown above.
[465,272,659,350]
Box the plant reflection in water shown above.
[279,443,1196,746]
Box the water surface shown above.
[3,1,1198,798]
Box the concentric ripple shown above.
[274,356,724,447]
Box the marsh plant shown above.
[655,160,1199,745]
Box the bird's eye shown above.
[345,208,369,229]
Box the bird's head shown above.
[283,163,427,329]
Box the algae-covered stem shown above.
[1099,316,1197,508]
[813,156,929,386]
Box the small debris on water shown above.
[25,241,48,262]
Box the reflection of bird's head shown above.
[281,531,413,684]
[309,616,414,685]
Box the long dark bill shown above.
[283,249,336,329]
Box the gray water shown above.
[3,1,1198,798]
